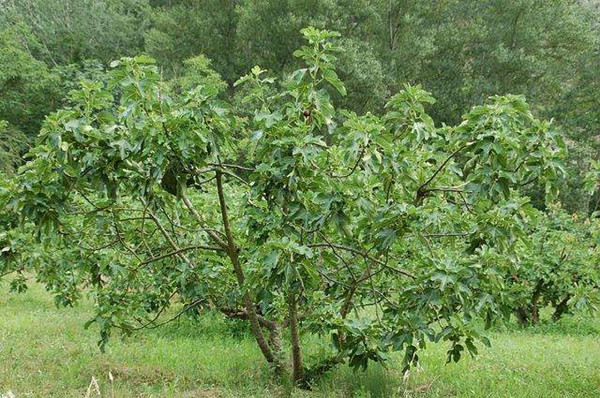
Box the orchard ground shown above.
[1,282,599,397]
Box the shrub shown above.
[3,27,565,385]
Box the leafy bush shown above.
[509,208,600,325]
[2,28,567,386]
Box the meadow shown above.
[1,282,599,398]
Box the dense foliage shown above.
[509,208,600,325]
[1,28,574,385]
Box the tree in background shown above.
[0,26,60,136]
[146,0,597,126]
[0,121,28,174]
[0,0,151,66]
[145,0,388,111]
[145,0,238,83]
[510,208,600,326]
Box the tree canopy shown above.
[1,27,577,384]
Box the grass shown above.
[1,283,599,397]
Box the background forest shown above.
[1,0,599,212]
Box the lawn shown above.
[1,282,599,397]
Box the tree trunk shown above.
[338,263,372,347]
[530,279,544,325]
[552,295,571,322]
[515,307,530,326]
[531,304,540,325]
[268,325,286,374]
[215,171,283,373]
[287,289,305,384]
[337,284,357,347]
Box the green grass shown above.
[1,283,599,397]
